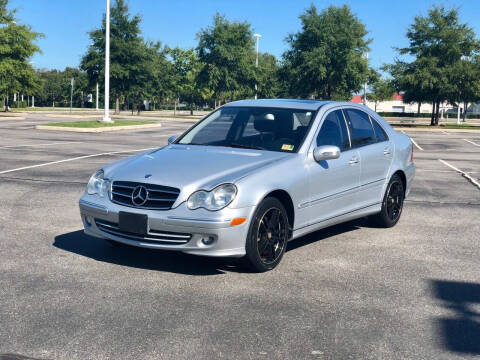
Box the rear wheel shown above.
[370,174,405,228]
[242,197,289,272]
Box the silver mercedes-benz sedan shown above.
[79,99,415,272]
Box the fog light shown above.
[201,236,215,245]
[84,216,92,227]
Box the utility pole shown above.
[102,0,112,122]
[254,34,261,100]
[96,82,99,110]
[363,53,369,106]
[70,78,74,114]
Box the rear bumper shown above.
[79,194,255,257]
[405,163,415,197]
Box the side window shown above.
[371,118,389,142]
[316,110,350,151]
[344,109,376,148]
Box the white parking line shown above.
[463,139,480,147]
[0,141,80,149]
[0,147,156,175]
[410,137,424,151]
[438,159,480,189]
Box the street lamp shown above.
[102,0,112,122]
[70,78,74,113]
[254,33,261,100]
[29,62,35,107]
[363,52,369,106]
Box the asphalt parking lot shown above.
[1,114,479,360]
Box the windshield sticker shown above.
[281,144,295,151]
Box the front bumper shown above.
[79,194,255,257]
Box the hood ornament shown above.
[145,174,152,179]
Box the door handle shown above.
[383,147,391,155]
[349,156,359,164]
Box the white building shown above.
[350,93,455,114]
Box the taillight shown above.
[410,143,414,162]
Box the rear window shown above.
[371,118,389,142]
[343,109,376,148]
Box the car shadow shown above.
[429,279,480,355]
[287,217,365,252]
[53,218,369,275]
[53,230,238,276]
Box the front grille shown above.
[111,181,180,210]
[95,219,191,245]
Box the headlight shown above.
[87,169,110,197]
[187,184,237,211]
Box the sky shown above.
[9,0,480,72]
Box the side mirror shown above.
[168,135,178,144]
[313,145,341,162]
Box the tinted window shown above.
[344,109,376,147]
[178,107,315,153]
[316,110,350,151]
[371,118,389,142]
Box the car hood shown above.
[105,144,290,203]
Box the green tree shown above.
[144,42,174,111]
[81,0,151,115]
[40,70,63,107]
[367,77,395,111]
[446,56,480,121]
[389,6,480,125]
[256,53,280,99]
[196,13,256,105]
[0,0,42,110]
[281,5,370,100]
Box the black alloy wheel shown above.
[256,207,288,264]
[385,180,404,222]
[370,174,405,228]
[243,197,289,272]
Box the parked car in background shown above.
[79,99,415,272]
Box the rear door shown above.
[306,109,361,226]
[343,108,393,207]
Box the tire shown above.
[370,174,405,228]
[242,197,290,272]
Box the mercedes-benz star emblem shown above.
[131,185,148,206]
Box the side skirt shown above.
[290,203,381,240]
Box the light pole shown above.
[29,61,35,108]
[363,52,369,106]
[70,78,74,113]
[96,82,99,110]
[254,33,261,100]
[102,0,112,122]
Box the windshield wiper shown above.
[226,143,265,150]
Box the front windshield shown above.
[177,107,315,153]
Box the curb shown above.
[392,126,480,133]
[36,123,162,133]
[45,114,102,119]
[0,117,25,121]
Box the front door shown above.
[305,109,361,227]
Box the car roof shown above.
[224,99,333,111]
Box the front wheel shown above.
[370,174,405,228]
[242,197,289,272]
